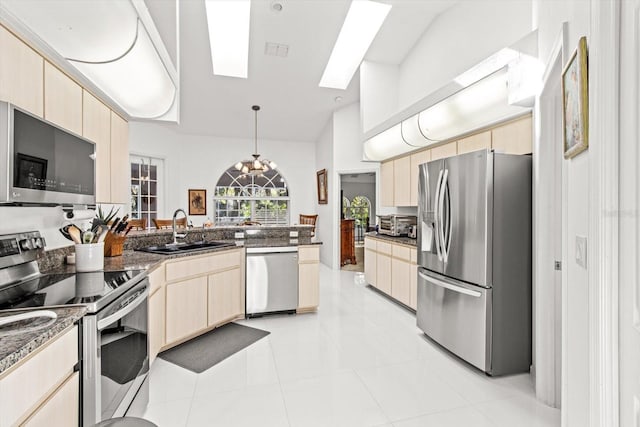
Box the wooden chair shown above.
[128,218,147,230]
[299,214,318,236]
[153,217,187,229]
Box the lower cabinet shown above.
[148,287,165,365]
[0,326,79,427]
[298,246,320,312]
[165,276,208,344]
[208,268,243,327]
[364,236,417,310]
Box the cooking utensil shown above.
[59,226,72,241]
[109,217,120,232]
[82,231,95,244]
[68,226,82,244]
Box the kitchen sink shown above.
[137,241,235,255]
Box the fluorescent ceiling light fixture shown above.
[204,0,251,78]
[319,0,391,90]
[0,0,178,120]
[454,48,520,87]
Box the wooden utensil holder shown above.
[104,232,126,257]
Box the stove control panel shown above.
[0,231,45,266]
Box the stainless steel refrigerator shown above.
[417,149,531,376]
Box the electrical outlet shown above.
[575,235,587,268]
[290,231,299,238]
[234,232,245,239]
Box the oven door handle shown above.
[97,287,148,331]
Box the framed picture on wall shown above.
[188,189,207,215]
[317,169,328,204]
[562,36,589,159]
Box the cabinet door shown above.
[165,277,207,344]
[410,150,430,206]
[492,116,532,154]
[457,130,491,155]
[376,253,392,295]
[208,268,242,327]
[110,112,130,204]
[83,91,112,203]
[393,156,411,206]
[298,262,319,310]
[44,62,82,135]
[364,248,377,287]
[380,160,394,207]
[22,371,79,427]
[391,257,411,306]
[0,26,43,117]
[410,263,418,310]
[149,288,165,365]
[430,141,457,161]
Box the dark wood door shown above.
[341,219,356,266]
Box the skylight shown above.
[319,0,391,90]
[204,0,251,79]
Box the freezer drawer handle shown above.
[418,272,482,298]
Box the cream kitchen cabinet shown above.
[457,130,491,155]
[110,112,130,205]
[162,248,244,348]
[208,268,243,327]
[165,276,208,345]
[410,149,430,206]
[380,160,394,207]
[83,91,112,203]
[44,61,82,135]
[298,245,320,312]
[430,141,457,161]
[0,326,79,427]
[364,236,418,311]
[0,25,43,117]
[148,265,166,365]
[492,115,532,155]
[393,156,411,206]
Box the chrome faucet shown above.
[172,208,188,245]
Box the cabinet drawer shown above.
[392,244,411,261]
[364,238,376,251]
[298,246,320,263]
[0,326,78,427]
[166,249,241,282]
[22,371,79,427]
[376,241,392,255]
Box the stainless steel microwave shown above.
[0,101,96,205]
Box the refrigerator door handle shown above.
[433,169,444,261]
[444,170,453,262]
[418,271,482,298]
[438,169,448,262]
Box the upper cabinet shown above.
[378,114,532,208]
[457,130,491,155]
[410,150,430,206]
[492,116,532,155]
[0,26,43,116]
[110,112,130,205]
[83,91,111,203]
[44,61,82,135]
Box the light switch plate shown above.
[234,232,245,239]
[575,235,587,268]
[290,231,299,238]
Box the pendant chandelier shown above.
[234,105,278,176]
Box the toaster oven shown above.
[377,215,417,237]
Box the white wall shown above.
[360,61,399,133]
[129,122,317,226]
[533,0,591,423]
[398,0,532,112]
[314,118,334,268]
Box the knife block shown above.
[103,232,126,257]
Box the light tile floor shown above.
[129,266,560,427]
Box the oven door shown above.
[83,278,149,426]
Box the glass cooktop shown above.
[0,270,145,313]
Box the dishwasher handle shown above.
[246,246,298,254]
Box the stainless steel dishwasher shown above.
[246,246,299,317]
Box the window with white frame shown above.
[130,155,164,227]
[214,166,289,225]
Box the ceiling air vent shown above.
[264,42,289,58]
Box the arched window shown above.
[350,196,371,225]
[342,196,351,219]
[213,166,289,225]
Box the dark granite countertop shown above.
[0,306,86,375]
[365,232,417,248]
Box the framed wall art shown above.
[562,36,589,159]
[316,169,328,204]
[188,189,207,215]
